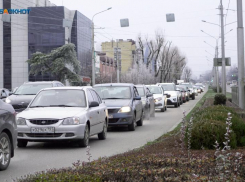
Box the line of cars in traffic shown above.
[0,81,205,170]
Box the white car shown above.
[157,83,180,108]
[16,87,108,148]
[146,85,167,112]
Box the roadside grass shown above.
[16,89,245,182]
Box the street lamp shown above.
[91,7,112,86]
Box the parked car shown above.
[6,81,64,113]
[16,87,107,148]
[157,83,180,107]
[0,100,17,171]
[179,82,195,100]
[135,85,155,119]
[195,84,204,92]
[0,88,10,101]
[94,83,143,131]
[176,85,186,103]
[146,85,167,112]
[178,85,190,101]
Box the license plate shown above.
[31,127,55,133]
[109,115,113,118]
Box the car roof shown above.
[146,85,161,87]
[23,81,62,85]
[94,83,134,87]
[40,86,92,91]
[157,83,175,85]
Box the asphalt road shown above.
[1,92,205,181]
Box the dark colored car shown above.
[135,85,155,119]
[94,83,143,131]
[5,81,64,113]
[0,100,17,171]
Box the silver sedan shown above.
[16,87,108,148]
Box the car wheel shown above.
[160,107,165,112]
[137,111,144,126]
[192,95,195,100]
[78,124,90,147]
[128,114,136,131]
[17,139,28,148]
[0,132,11,171]
[98,120,107,140]
[174,103,178,108]
[165,105,167,111]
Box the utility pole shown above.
[92,22,95,86]
[216,43,219,93]
[220,0,226,95]
[116,41,120,83]
[237,0,245,109]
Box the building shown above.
[101,39,136,73]
[0,0,92,90]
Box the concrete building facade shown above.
[101,39,136,74]
[0,0,92,89]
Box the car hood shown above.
[164,91,178,95]
[153,94,163,99]
[17,107,86,120]
[103,99,131,108]
[8,94,36,105]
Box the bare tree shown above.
[182,66,192,82]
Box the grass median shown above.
[17,89,245,182]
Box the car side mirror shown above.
[89,101,99,108]
[9,92,13,96]
[146,93,153,97]
[134,96,141,100]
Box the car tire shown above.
[17,139,28,148]
[128,114,136,131]
[174,103,178,108]
[160,107,165,112]
[192,95,195,100]
[98,120,107,140]
[165,105,167,111]
[78,124,90,147]
[137,112,144,126]
[0,132,11,171]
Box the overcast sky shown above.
[50,0,239,78]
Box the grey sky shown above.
[50,0,239,78]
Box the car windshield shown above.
[14,84,52,95]
[159,84,175,91]
[30,89,86,107]
[94,86,131,99]
[180,83,193,88]
[148,86,162,94]
[136,87,145,97]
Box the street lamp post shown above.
[91,7,112,86]
[237,0,245,109]
[220,0,226,95]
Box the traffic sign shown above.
[213,58,231,66]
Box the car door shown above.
[86,90,99,135]
[90,90,104,134]
[133,87,141,121]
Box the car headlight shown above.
[154,97,162,102]
[6,97,11,104]
[118,106,131,113]
[16,117,26,125]
[62,117,80,125]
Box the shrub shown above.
[214,93,226,105]
[189,105,245,149]
[191,119,237,149]
[212,86,222,93]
